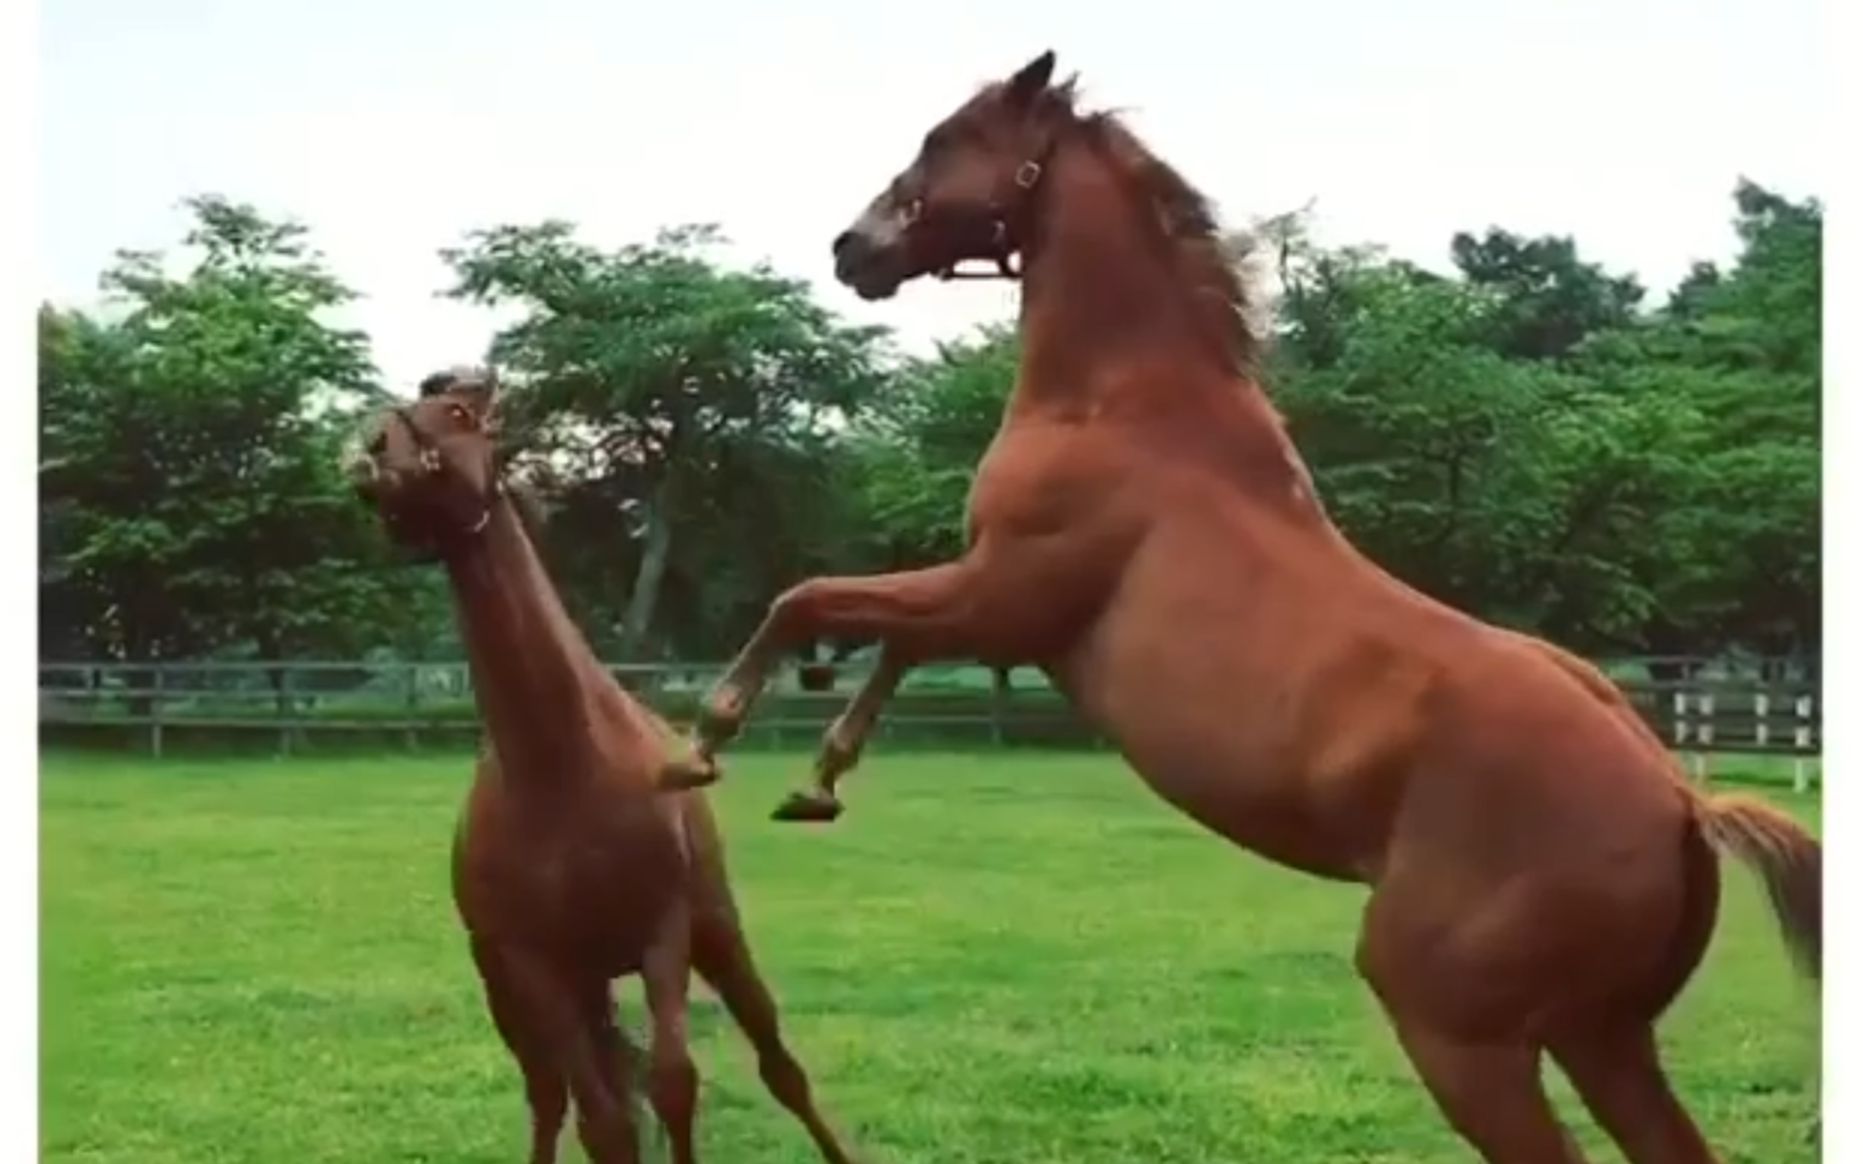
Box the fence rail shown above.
[39,656,1820,787]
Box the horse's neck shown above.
[444,499,613,779]
[1016,151,1197,402]
[1011,143,1325,520]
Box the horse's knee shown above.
[648,1046,698,1117]
[758,1046,812,1104]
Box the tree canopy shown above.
[38,181,1820,665]
[40,196,435,665]
[441,222,890,658]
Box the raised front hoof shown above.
[771,789,844,823]
[657,752,722,793]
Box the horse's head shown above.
[832,50,1071,300]
[347,365,503,557]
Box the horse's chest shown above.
[965,424,1117,541]
[456,795,686,965]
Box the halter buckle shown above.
[1014,160,1043,189]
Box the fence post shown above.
[1794,694,1814,793]
[149,664,164,758]
[990,666,1010,746]
[1753,692,1769,750]
[277,666,295,756]
[1674,690,1700,782]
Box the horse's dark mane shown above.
[1017,81,1268,375]
[506,478,551,548]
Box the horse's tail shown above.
[1695,792,1821,979]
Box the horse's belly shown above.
[1106,736,1368,882]
[1049,631,1378,883]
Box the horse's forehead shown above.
[946,83,1005,123]
[420,364,493,398]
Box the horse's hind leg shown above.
[1551,1022,1717,1164]
[692,910,855,1163]
[773,648,908,823]
[1358,888,1587,1163]
[641,903,700,1164]
[490,946,642,1164]
[472,939,568,1164]
[1386,1015,1587,1164]
[579,982,644,1148]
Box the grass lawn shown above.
[41,749,1820,1163]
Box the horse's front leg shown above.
[769,646,910,822]
[685,556,1036,781]
[695,561,975,755]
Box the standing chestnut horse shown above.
[348,368,855,1164]
[687,52,1819,1163]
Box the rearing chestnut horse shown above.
[688,52,1819,1163]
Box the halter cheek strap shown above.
[935,137,1057,282]
[390,405,499,544]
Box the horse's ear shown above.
[457,373,500,424]
[1006,50,1056,106]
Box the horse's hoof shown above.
[658,752,721,792]
[771,790,844,823]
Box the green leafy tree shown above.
[443,222,889,658]
[1449,228,1644,361]
[847,324,1020,568]
[1577,180,1820,658]
[1270,233,1697,649]
[39,196,428,679]
[1271,183,1818,658]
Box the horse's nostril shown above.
[831,231,855,258]
[367,430,387,456]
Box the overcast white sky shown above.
[39,0,1821,393]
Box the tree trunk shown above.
[267,665,291,717]
[126,668,157,719]
[124,643,157,719]
[618,485,674,661]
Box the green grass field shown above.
[41,749,1820,1163]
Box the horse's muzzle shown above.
[346,454,384,501]
[831,231,903,300]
